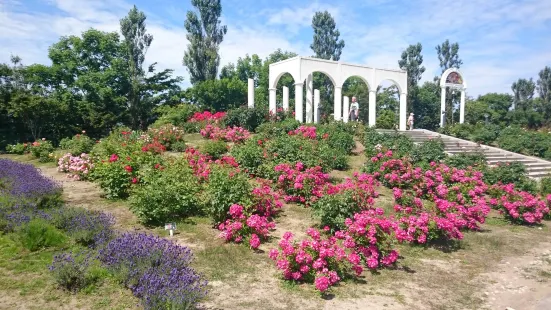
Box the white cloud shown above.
[266,2,341,35]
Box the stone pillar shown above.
[343,96,350,123]
[248,78,254,108]
[282,86,289,111]
[460,89,466,124]
[334,86,342,121]
[399,93,407,131]
[314,89,320,123]
[295,83,304,122]
[269,88,276,114]
[306,74,313,123]
[368,90,376,127]
[440,87,446,127]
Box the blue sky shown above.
[1,0,551,96]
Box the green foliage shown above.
[411,138,446,165]
[185,78,246,111]
[484,162,537,193]
[439,123,472,140]
[5,143,28,154]
[311,11,344,61]
[59,134,95,154]
[201,140,228,160]
[93,161,133,199]
[204,166,252,224]
[29,140,55,162]
[471,124,500,144]
[183,0,227,85]
[230,139,264,176]
[444,152,487,170]
[311,190,359,231]
[317,122,355,154]
[129,162,201,225]
[17,219,67,251]
[224,106,267,132]
[363,128,414,158]
[256,118,300,139]
[376,110,397,129]
[540,177,551,195]
[51,250,106,292]
[153,104,199,127]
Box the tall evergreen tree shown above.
[310,11,345,61]
[537,66,551,121]
[183,0,227,85]
[398,43,425,113]
[511,78,535,111]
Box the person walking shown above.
[407,113,414,130]
[349,96,359,121]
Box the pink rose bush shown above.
[288,126,318,140]
[218,204,275,249]
[200,124,251,143]
[273,162,330,205]
[488,184,550,224]
[189,111,226,123]
[184,148,239,181]
[57,153,94,180]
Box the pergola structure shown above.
[439,68,467,127]
[267,56,409,130]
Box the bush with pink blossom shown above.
[488,184,550,225]
[273,162,330,205]
[57,153,94,181]
[200,124,251,143]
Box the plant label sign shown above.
[165,223,176,236]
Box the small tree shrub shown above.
[540,176,551,195]
[444,152,487,170]
[483,162,537,193]
[153,104,199,127]
[376,110,396,129]
[59,133,95,155]
[50,250,105,292]
[224,106,267,132]
[204,166,252,224]
[5,143,29,155]
[129,162,202,225]
[29,140,55,162]
[201,140,228,160]
[411,138,446,166]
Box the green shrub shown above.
[5,143,28,155]
[171,140,188,152]
[440,123,472,140]
[495,126,530,154]
[375,110,397,129]
[204,166,252,224]
[256,118,300,139]
[224,106,267,132]
[471,124,500,145]
[411,138,446,165]
[59,134,95,155]
[444,152,487,170]
[230,139,264,175]
[484,162,537,193]
[17,219,67,251]
[201,140,228,160]
[129,161,201,225]
[311,190,360,231]
[153,104,199,127]
[29,140,55,162]
[319,143,348,170]
[540,176,551,195]
[93,161,133,200]
[317,123,355,154]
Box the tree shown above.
[310,11,345,61]
[398,43,425,113]
[435,40,463,73]
[511,78,535,111]
[120,6,183,129]
[183,0,227,84]
[185,77,246,111]
[537,66,551,121]
[413,81,440,130]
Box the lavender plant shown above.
[99,233,208,309]
[49,208,115,247]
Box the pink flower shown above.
[249,234,261,249]
[315,276,330,292]
[269,249,279,260]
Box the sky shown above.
[1,0,551,96]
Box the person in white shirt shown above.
[407,113,414,130]
[349,96,359,121]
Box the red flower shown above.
[154,163,161,169]
[131,177,138,184]
[124,165,132,172]
[109,154,119,162]
[322,133,329,139]
[142,146,148,152]
[257,140,263,146]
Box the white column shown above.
[269,88,276,114]
[334,86,342,121]
[440,87,446,127]
[399,93,407,131]
[314,89,320,123]
[368,90,376,127]
[282,86,289,111]
[459,89,466,124]
[248,78,254,108]
[295,83,304,123]
[306,74,313,123]
[343,96,350,123]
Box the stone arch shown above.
[439,68,467,127]
[270,71,300,89]
[341,75,371,123]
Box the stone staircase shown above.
[377,129,551,179]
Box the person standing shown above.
[407,113,414,130]
[349,96,359,121]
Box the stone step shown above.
[528,171,551,178]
